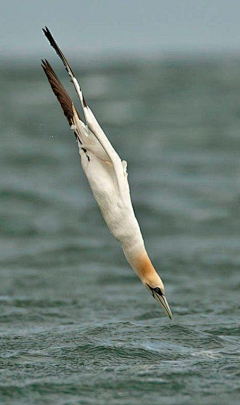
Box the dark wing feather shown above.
[41,59,81,125]
[42,27,75,77]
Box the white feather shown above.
[42,26,172,319]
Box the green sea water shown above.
[1,55,240,404]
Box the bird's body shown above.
[42,27,172,319]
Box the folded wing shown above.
[42,27,126,198]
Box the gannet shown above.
[42,27,172,319]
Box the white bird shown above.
[42,27,172,319]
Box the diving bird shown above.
[41,27,172,319]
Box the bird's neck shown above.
[122,245,155,281]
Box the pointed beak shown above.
[154,293,173,319]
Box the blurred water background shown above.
[1,54,240,405]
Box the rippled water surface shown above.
[1,55,240,404]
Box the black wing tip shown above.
[42,27,54,46]
[42,26,52,40]
[42,26,75,78]
[42,26,60,54]
[41,59,51,71]
[42,27,69,67]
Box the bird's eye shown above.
[154,287,163,296]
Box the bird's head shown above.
[143,272,172,319]
[124,249,172,319]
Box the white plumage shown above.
[42,27,172,319]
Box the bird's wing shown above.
[41,59,81,127]
[41,59,89,146]
[42,27,126,198]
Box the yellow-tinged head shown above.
[145,281,172,320]
[134,251,173,319]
